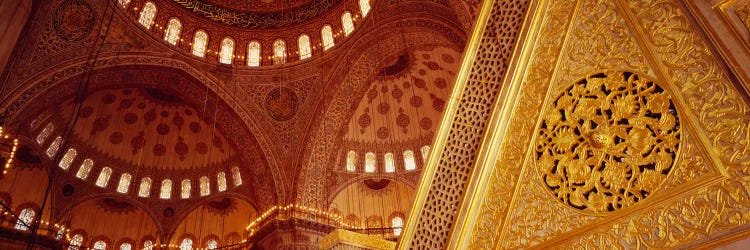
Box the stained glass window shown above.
[14,208,35,231]
[180,238,193,250]
[164,18,182,45]
[421,146,430,160]
[217,172,227,192]
[139,178,152,197]
[181,179,191,199]
[273,39,286,64]
[117,173,132,193]
[138,2,157,29]
[321,25,335,51]
[76,159,94,180]
[69,234,83,250]
[46,136,63,158]
[231,166,243,187]
[342,12,354,36]
[143,240,153,250]
[384,153,395,173]
[219,37,235,64]
[365,152,376,173]
[95,167,112,187]
[192,30,208,58]
[160,179,172,199]
[200,176,210,196]
[404,150,416,171]
[120,243,132,250]
[59,148,77,170]
[392,216,403,236]
[360,0,371,17]
[207,240,217,249]
[247,41,261,66]
[346,151,357,172]
[93,241,106,250]
[298,34,311,60]
[118,0,130,8]
[36,123,54,145]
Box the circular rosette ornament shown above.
[535,72,681,214]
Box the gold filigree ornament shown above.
[535,71,681,214]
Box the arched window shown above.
[231,166,242,187]
[143,240,153,250]
[200,176,210,196]
[421,146,430,160]
[321,25,335,51]
[69,234,83,250]
[138,2,157,29]
[207,240,217,249]
[46,136,63,158]
[164,18,182,45]
[95,167,112,187]
[36,123,54,144]
[392,216,404,236]
[93,241,106,250]
[181,179,191,199]
[180,238,193,250]
[273,39,286,64]
[192,30,208,58]
[120,243,132,250]
[247,41,261,66]
[59,148,77,170]
[365,152,376,173]
[55,226,66,240]
[117,173,132,193]
[217,172,227,192]
[346,151,357,172]
[359,0,371,17]
[76,159,94,180]
[14,208,35,231]
[298,34,311,60]
[219,37,235,64]
[404,150,416,171]
[160,179,172,199]
[342,12,354,36]
[138,178,152,197]
[384,153,395,173]
[118,0,131,8]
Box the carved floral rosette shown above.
[535,71,681,214]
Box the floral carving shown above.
[535,72,681,214]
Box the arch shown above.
[273,39,286,64]
[181,179,191,199]
[58,148,77,170]
[14,208,35,231]
[384,153,395,173]
[391,216,404,236]
[160,179,172,199]
[298,34,312,60]
[138,2,157,29]
[328,179,416,232]
[403,150,416,171]
[200,176,210,196]
[420,145,430,160]
[164,18,182,45]
[364,152,376,173]
[219,37,235,64]
[119,242,132,250]
[342,12,355,36]
[321,25,335,51]
[95,167,113,187]
[93,240,107,250]
[231,166,242,187]
[180,238,193,250]
[217,172,227,192]
[117,173,132,194]
[69,234,84,250]
[247,41,261,66]
[138,177,152,197]
[75,158,94,180]
[169,197,258,249]
[36,122,54,144]
[46,136,63,157]
[346,150,357,172]
[192,30,208,58]
[142,240,154,250]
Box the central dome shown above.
[171,0,343,28]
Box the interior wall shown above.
[169,197,257,248]
[64,198,159,249]
[329,179,414,234]
[0,0,31,74]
